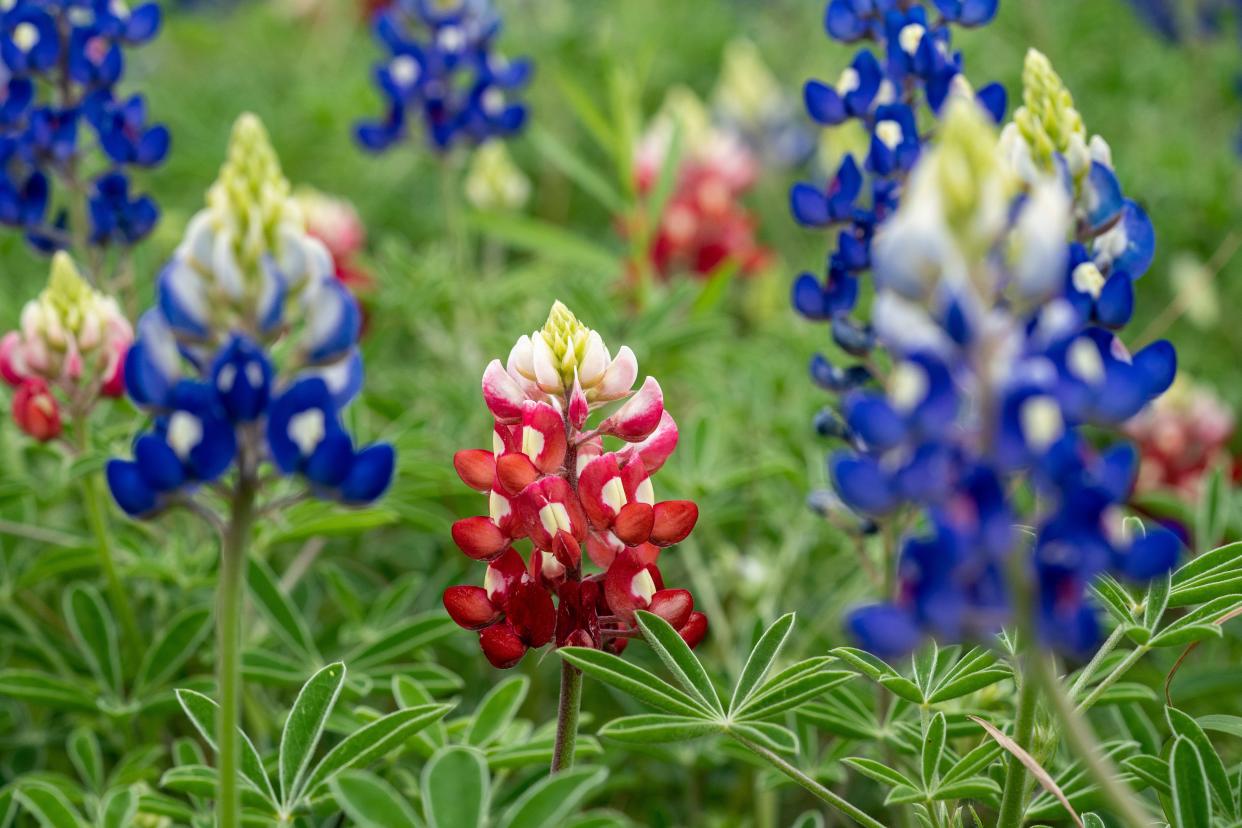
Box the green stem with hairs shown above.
[550,661,583,773]
[996,667,1040,828]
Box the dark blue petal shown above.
[803,80,846,125]
[1083,162,1124,233]
[134,434,184,492]
[124,4,162,43]
[825,0,868,41]
[792,272,830,320]
[789,182,830,227]
[975,82,1007,123]
[1133,339,1177,398]
[107,459,158,517]
[210,336,273,422]
[340,443,396,503]
[1094,273,1134,329]
[831,453,898,514]
[1116,529,1181,580]
[845,394,906,451]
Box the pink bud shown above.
[625,411,680,473]
[482,359,527,422]
[593,346,638,401]
[13,379,61,442]
[454,449,497,492]
[443,586,501,630]
[519,401,567,474]
[604,548,660,622]
[569,376,589,430]
[0,332,26,387]
[100,341,128,398]
[451,517,510,561]
[600,377,664,442]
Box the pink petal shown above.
[600,377,664,442]
[482,359,527,422]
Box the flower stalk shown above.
[550,661,584,773]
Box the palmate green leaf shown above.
[558,647,712,719]
[799,693,878,740]
[922,712,947,790]
[301,703,453,798]
[1082,814,1107,828]
[735,668,854,721]
[496,765,607,828]
[597,714,723,744]
[1170,541,1242,607]
[842,757,916,790]
[1170,736,1211,828]
[634,611,723,714]
[134,605,212,694]
[63,584,121,696]
[243,648,307,686]
[1143,572,1173,630]
[98,786,138,828]
[1094,682,1160,706]
[1167,707,1236,816]
[940,741,1002,786]
[1152,595,1242,646]
[464,675,528,748]
[67,727,102,792]
[729,613,796,716]
[329,770,420,828]
[1198,714,1242,739]
[279,662,346,806]
[1091,575,1137,626]
[248,557,317,661]
[829,647,897,682]
[174,689,277,804]
[878,674,924,704]
[790,812,825,828]
[1122,755,1172,796]
[14,782,85,828]
[346,614,455,671]
[730,722,799,754]
[132,791,193,824]
[392,675,446,753]
[157,766,273,811]
[0,670,96,712]
[421,745,490,828]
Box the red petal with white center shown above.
[482,359,527,422]
[600,377,664,442]
[648,589,694,629]
[443,586,501,629]
[520,400,567,474]
[453,449,496,492]
[577,453,626,528]
[488,488,520,536]
[479,623,527,669]
[650,500,698,546]
[613,502,655,545]
[678,611,709,649]
[604,548,659,622]
[484,546,528,606]
[628,411,680,473]
[507,580,556,647]
[594,345,637,401]
[534,548,567,587]
[519,476,587,549]
[451,516,509,560]
[552,530,582,570]
[495,452,540,496]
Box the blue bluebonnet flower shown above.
[355,0,532,153]
[108,114,395,519]
[0,0,168,252]
[794,41,1182,658]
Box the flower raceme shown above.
[355,0,531,153]
[106,114,394,519]
[0,251,131,440]
[444,302,705,668]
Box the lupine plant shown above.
[106,112,394,827]
[445,300,704,770]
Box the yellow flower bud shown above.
[1013,49,1086,171]
[464,141,531,212]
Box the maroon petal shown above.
[650,500,698,546]
[678,612,709,649]
[648,588,694,629]
[443,586,501,630]
[479,623,528,669]
[614,502,655,546]
[451,517,509,560]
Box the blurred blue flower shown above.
[0,0,167,251]
[356,0,532,153]
[109,115,395,519]
[789,21,1183,658]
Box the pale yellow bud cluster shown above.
[1012,49,1086,172]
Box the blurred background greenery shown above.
[1,0,1240,824]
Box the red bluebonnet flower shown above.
[297,188,375,329]
[1126,376,1236,499]
[444,301,706,669]
[627,88,771,282]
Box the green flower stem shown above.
[996,667,1040,828]
[76,421,141,661]
[550,661,583,773]
[217,475,256,828]
[1031,654,1150,828]
[730,732,885,828]
[1075,644,1148,712]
